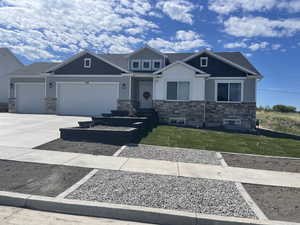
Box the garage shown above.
[16,83,45,114]
[56,82,119,116]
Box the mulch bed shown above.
[243,183,300,223]
[222,153,300,173]
[0,160,91,197]
[34,138,121,156]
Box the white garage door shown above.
[57,82,119,116]
[16,83,45,114]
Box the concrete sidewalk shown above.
[0,145,299,188]
[0,205,157,225]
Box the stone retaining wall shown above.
[153,100,256,130]
[8,98,16,113]
[117,100,138,115]
[46,97,57,114]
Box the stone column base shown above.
[8,98,16,113]
[45,97,57,114]
[117,100,138,115]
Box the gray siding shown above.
[54,53,125,75]
[47,76,130,100]
[243,78,256,102]
[187,53,247,77]
[129,48,165,71]
[205,78,256,102]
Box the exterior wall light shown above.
[49,82,53,88]
[122,83,127,89]
[10,83,14,89]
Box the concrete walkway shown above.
[0,145,299,188]
[0,205,157,225]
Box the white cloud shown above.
[278,0,300,13]
[248,42,269,51]
[208,0,276,14]
[156,0,197,24]
[224,41,247,49]
[148,30,210,52]
[271,44,281,50]
[0,0,157,61]
[224,16,300,37]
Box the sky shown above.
[0,0,299,110]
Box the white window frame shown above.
[84,58,92,68]
[142,59,152,71]
[200,57,208,67]
[166,81,191,101]
[223,119,241,126]
[169,117,186,125]
[152,59,162,70]
[215,80,244,103]
[131,59,141,70]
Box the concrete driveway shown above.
[0,113,87,148]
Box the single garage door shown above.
[16,83,45,114]
[57,82,119,116]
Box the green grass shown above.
[140,125,300,158]
[257,110,300,136]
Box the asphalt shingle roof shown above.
[9,51,260,76]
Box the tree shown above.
[272,104,296,113]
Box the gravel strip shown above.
[118,144,221,165]
[243,183,300,223]
[67,169,256,219]
[223,153,300,173]
[34,139,121,156]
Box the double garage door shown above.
[16,82,119,116]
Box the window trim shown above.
[131,59,141,70]
[166,81,191,101]
[215,80,244,103]
[152,59,162,70]
[84,58,92,68]
[142,59,152,71]
[200,57,208,67]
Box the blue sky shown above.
[0,0,299,109]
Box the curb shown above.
[1,191,300,225]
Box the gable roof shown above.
[0,48,24,76]
[183,50,259,76]
[126,45,167,58]
[46,50,130,73]
[9,62,59,76]
[153,61,209,75]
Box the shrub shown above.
[272,104,297,113]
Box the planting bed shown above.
[34,139,121,156]
[67,169,256,219]
[119,144,221,165]
[222,153,300,173]
[243,183,300,223]
[0,160,91,197]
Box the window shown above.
[169,117,186,125]
[152,60,162,70]
[131,60,140,70]
[200,57,208,67]
[142,60,151,70]
[217,82,242,102]
[167,81,190,100]
[223,119,241,126]
[84,58,92,68]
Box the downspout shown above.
[203,77,207,128]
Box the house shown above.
[0,48,23,110]
[8,45,263,129]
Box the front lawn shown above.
[140,126,300,158]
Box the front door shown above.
[139,81,153,109]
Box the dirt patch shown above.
[243,183,300,223]
[222,153,300,173]
[0,160,91,197]
[34,139,121,156]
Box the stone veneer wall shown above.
[153,100,205,127]
[205,102,256,129]
[117,100,138,115]
[153,100,256,130]
[45,97,57,114]
[8,98,16,113]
